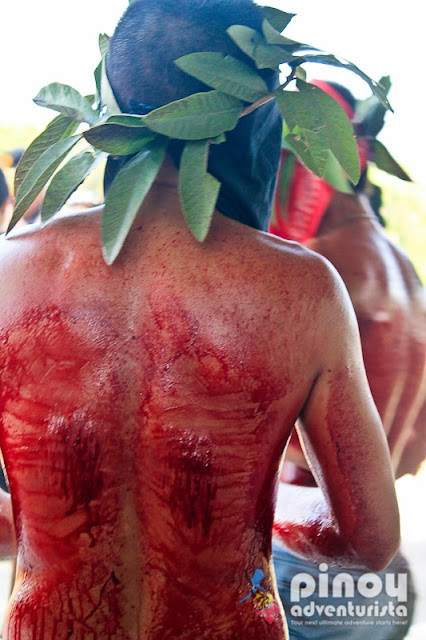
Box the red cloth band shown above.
[270,81,370,242]
[270,150,335,242]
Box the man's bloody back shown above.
[0,172,398,638]
[0,2,400,638]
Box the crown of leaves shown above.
[9,5,391,264]
[276,76,412,203]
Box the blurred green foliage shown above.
[0,124,39,152]
[0,125,39,191]
[370,167,426,284]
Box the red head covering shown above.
[270,81,368,242]
[269,150,335,242]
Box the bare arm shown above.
[274,261,400,570]
[395,399,426,477]
[0,487,16,558]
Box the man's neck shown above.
[153,156,179,190]
[316,191,377,236]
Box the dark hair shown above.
[107,0,269,110]
[368,183,386,227]
[0,169,9,208]
[353,168,367,193]
[104,0,283,233]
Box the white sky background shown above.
[2,0,426,185]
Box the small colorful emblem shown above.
[239,569,280,624]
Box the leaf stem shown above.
[240,67,297,118]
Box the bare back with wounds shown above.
[0,168,399,639]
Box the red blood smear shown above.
[0,304,293,638]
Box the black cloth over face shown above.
[104,72,282,232]
[208,99,282,232]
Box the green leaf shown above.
[295,53,392,111]
[278,151,296,214]
[279,146,352,195]
[175,52,269,103]
[323,151,353,193]
[100,55,121,116]
[8,135,82,233]
[179,140,220,242]
[253,42,295,69]
[14,115,79,197]
[295,66,307,81]
[262,7,295,32]
[41,150,102,222]
[102,142,166,264]
[227,25,294,69]
[276,80,359,183]
[84,122,155,155]
[94,35,111,107]
[262,19,289,45]
[262,19,295,45]
[33,83,98,125]
[97,33,121,116]
[373,140,412,181]
[94,60,102,106]
[378,76,391,94]
[227,25,261,59]
[210,133,227,145]
[284,128,326,177]
[261,20,317,53]
[354,76,391,138]
[85,94,96,109]
[144,90,243,140]
[98,33,110,58]
[106,115,147,127]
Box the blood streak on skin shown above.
[0,300,292,639]
[166,431,217,538]
[273,519,348,561]
[136,312,290,637]
[0,307,127,639]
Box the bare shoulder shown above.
[0,209,102,267]
[0,209,103,320]
[0,208,102,259]
[253,228,351,308]
[306,225,377,280]
[225,224,358,352]
[307,225,408,314]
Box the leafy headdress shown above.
[9,4,390,264]
[270,75,411,241]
